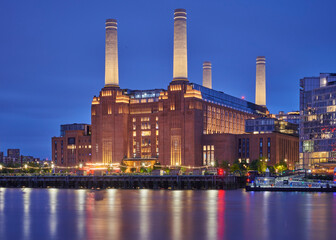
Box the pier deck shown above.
[0,175,244,190]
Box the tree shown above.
[230,160,247,174]
[164,167,170,175]
[120,166,127,173]
[249,160,259,171]
[274,161,288,174]
[257,160,267,173]
[219,160,230,172]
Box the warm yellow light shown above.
[24,164,28,169]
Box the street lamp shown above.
[24,164,28,169]
[79,163,83,169]
[0,165,2,170]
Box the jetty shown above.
[0,175,245,190]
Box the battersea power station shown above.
[52,9,299,169]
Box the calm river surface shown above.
[0,188,336,240]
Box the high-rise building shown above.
[300,73,336,168]
[7,149,20,161]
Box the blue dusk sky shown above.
[0,0,335,159]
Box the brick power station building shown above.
[52,9,299,169]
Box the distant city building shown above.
[0,152,3,163]
[300,73,336,168]
[7,149,20,162]
[52,124,92,167]
[245,118,299,136]
[276,111,300,125]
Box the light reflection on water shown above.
[0,189,335,240]
[23,188,31,239]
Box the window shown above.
[259,138,263,158]
[202,145,215,166]
[68,137,75,145]
[141,117,150,122]
[141,131,151,136]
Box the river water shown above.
[0,188,335,240]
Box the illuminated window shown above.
[156,130,159,136]
[141,131,151,136]
[171,136,181,166]
[141,122,151,130]
[133,118,136,122]
[141,117,150,122]
[156,116,159,121]
[133,131,136,137]
[203,145,214,166]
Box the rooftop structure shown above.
[245,118,299,136]
[60,123,91,137]
[255,56,266,106]
[276,111,300,125]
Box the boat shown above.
[246,175,336,192]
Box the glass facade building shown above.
[276,111,300,125]
[245,118,298,136]
[300,73,336,168]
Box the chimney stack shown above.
[105,19,119,87]
[255,56,266,106]
[173,9,188,81]
[202,61,212,89]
